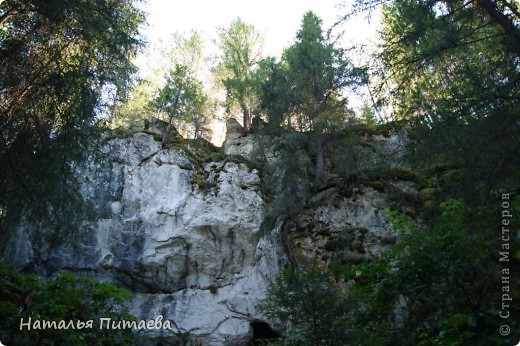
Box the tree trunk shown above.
[476,0,520,55]
[161,89,181,147]
[161,116,174,147]
[315,141,325,186]
[243,107,251,132]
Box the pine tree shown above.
[0,0,144,237]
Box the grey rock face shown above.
[224,118,244,142]
[3,133,286,345]
[2,128,413,344]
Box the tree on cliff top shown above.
[216,18,263,132]
[113,30,213,140]
[152,64,210,143]
[257,12,358,185]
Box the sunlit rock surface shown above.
[3,123,415,344]
[3,132,286,345]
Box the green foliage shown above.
[328,129,365,179]
[163,31,206,76]
[265,193,519,345]
[217,18,263,132]
[152,64,211,142]
[255,132,313,233]
[113,30,214,141]
[0,261,136,345]
[262,265,354,345]
[191,171,217,191]
[248,339,284,346]
[254,12,361,185]
[282,12,355,132]
[254,57,291,127]
[347,201,520,345]
[255,121,413,235]
[377,0,520,204]
[0,0,144,238]
[347,19,520,346]
[111,79,156,130]
[257,11,357,133]
[360,102,379,126]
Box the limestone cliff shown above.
[2,120,417,345]
[3,131,287,344]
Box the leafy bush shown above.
[0,261,136,345]
[261,265,355,345]
[264,199,519,345]
[348,201,520,345]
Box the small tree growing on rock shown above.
[152,64,210,144]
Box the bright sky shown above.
[138,0,380,64]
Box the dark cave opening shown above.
[249,320,280,342]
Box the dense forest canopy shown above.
[372,0,520,204]
[0,0,144,238]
